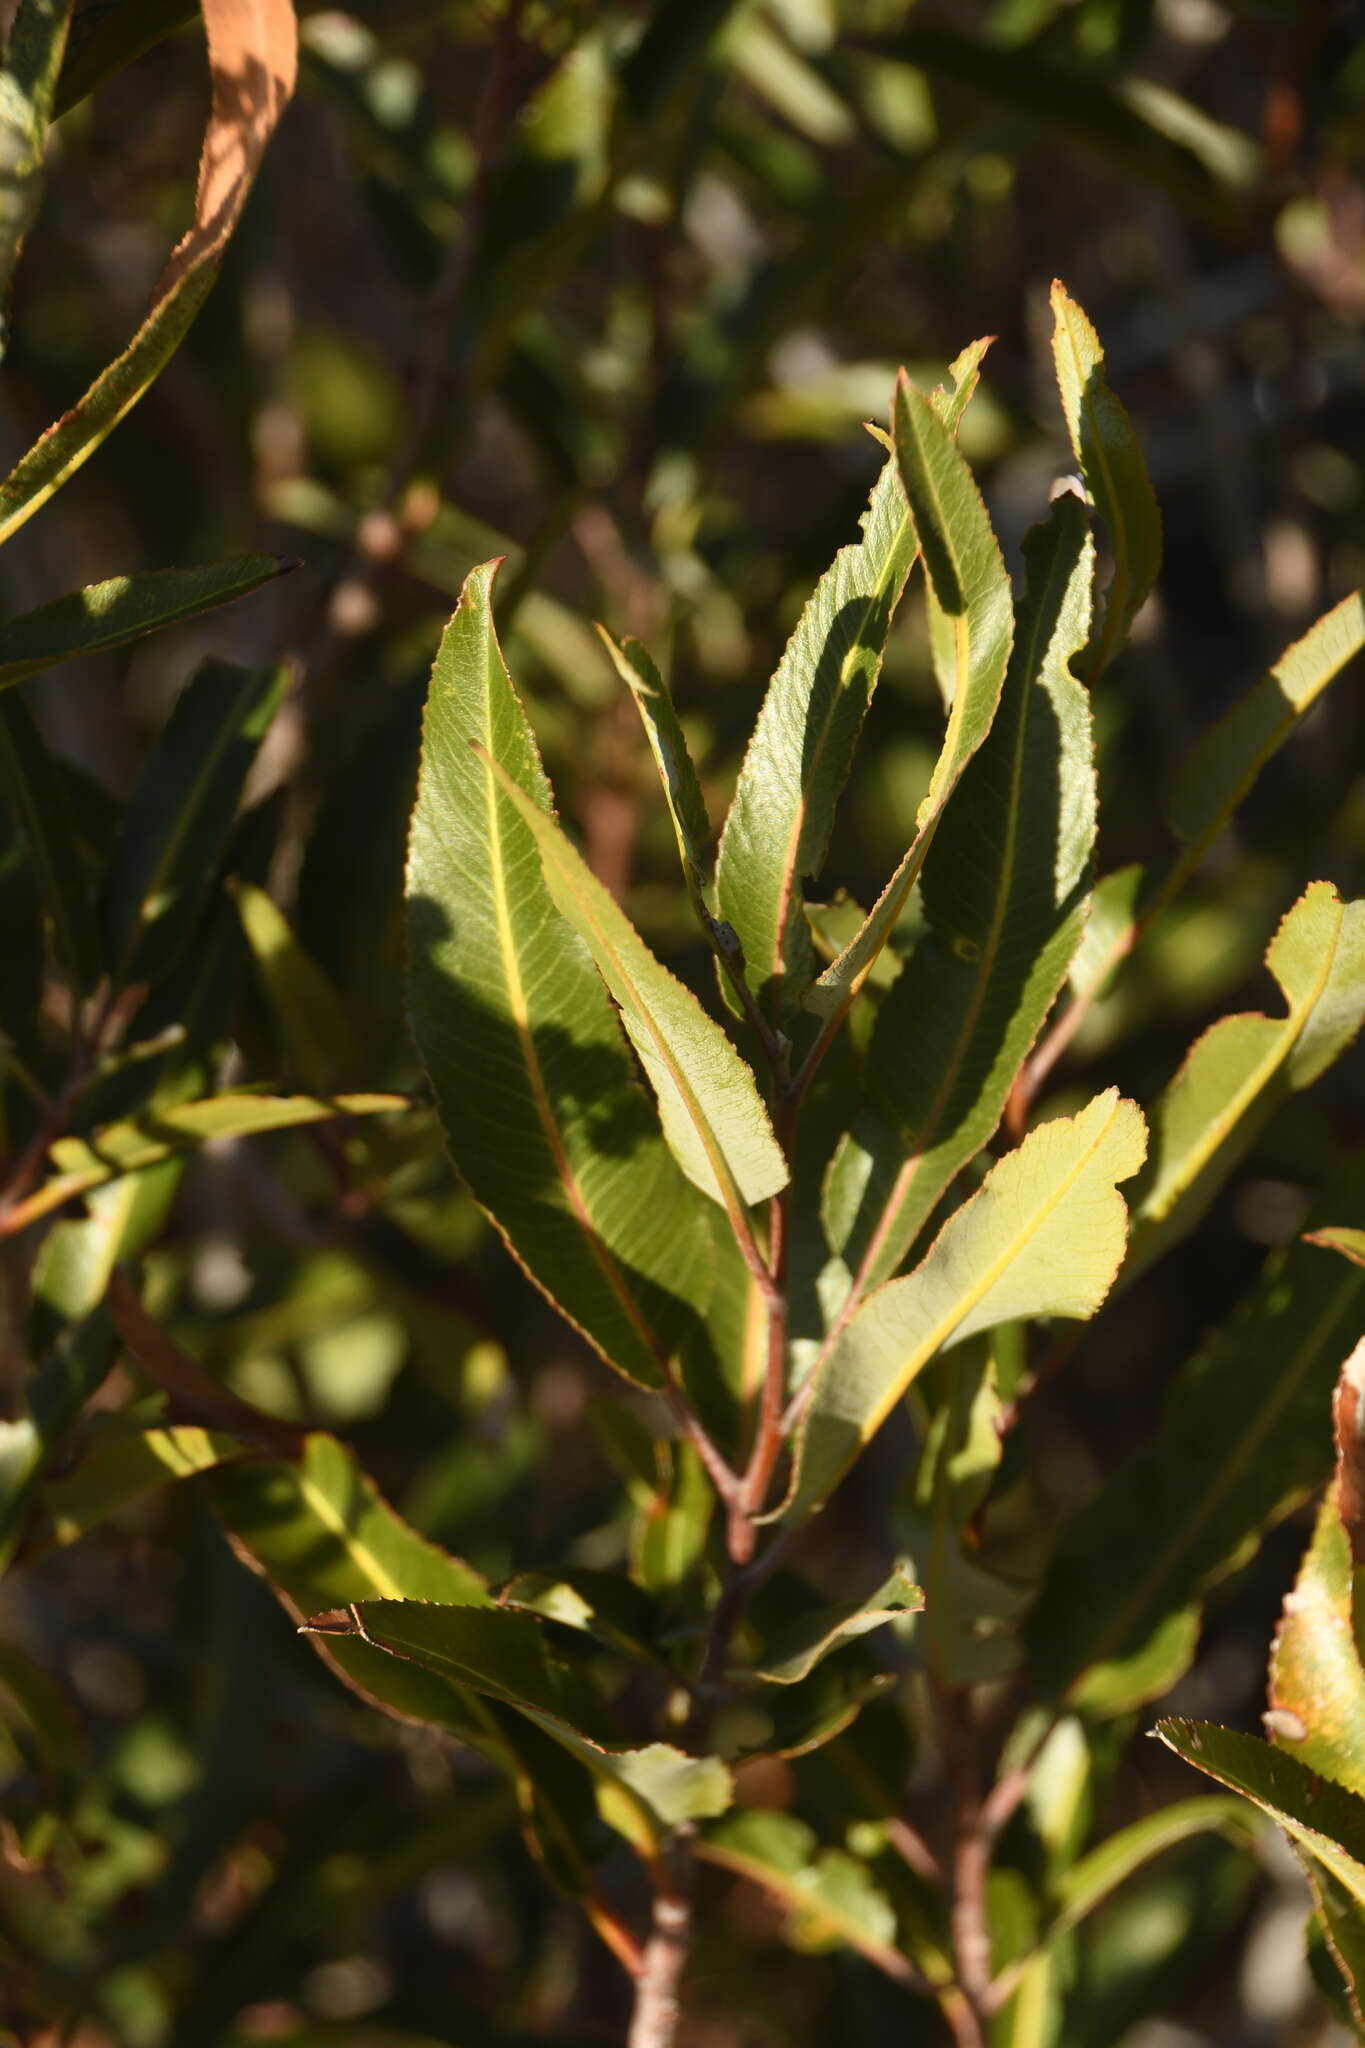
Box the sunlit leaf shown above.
[827,496,1095,1291]
[406,561,713,1389]
[716,342,989,1026]
[696,1810,913,1980]
[1126,882,1365,1279]
[789,1089,1144,1521]
[750,1566,922,1684]
[1049,281,1161,679]
[486,750,788,1217]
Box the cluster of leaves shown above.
[0,4,1363,2047]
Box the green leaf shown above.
[1126,883,1365,1280]
[0,557,291,689]
[12,1091,404,1231]
[1049,281,1161,679]
[828,496,1096,1291]
[602,629,712,888]
[789,1089,1144,1521]
[751,1567,922,1684]
[210,1429,493,1740]
[0,0,296,544]
[0,1166,176,1566]
[40,1423,241,1546]
[1168,590,1365,853]
[1156,1719,1365,1911]
[1268,1473,1365,1800]
[405,561,713,1390]
[0,0,72,351]
[101,659,286,987]
[1028,1218,1365,1707]
[0,691,102,989]
[486,751,788,1217]
[351,1598,732,1835]
[1049,1798,1258,1943]
[231,879,358,1094]
[696,1811,913,1980]
[714,343,988,1027]
[1307,1228,1365,1269]
[1306,1857,1365,2030]
[799,365,1014,1054]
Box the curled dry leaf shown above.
[0,0,298,542]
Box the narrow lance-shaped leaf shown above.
[1307,1228,1365,1269]
[716,341,990,1026]
[1157,1719,1365,1913]
[788,1089,1144,1522]
[101,659,287,987]
[0,0,296,544]
[0,691,102,989]
[0,0,72,352]
[1064,590,1365,1018]
[6,1090,405,1233]
[0,556,292,689]
[484,750,788,1218]
[405,561,712,1389]
[601,628,711,890]
[40,1424,242,1547]
[1049,281,1161,679]
[800,368,1015,1058]
[1267,1347,1365,1799]
[1027,1208,1365,1708]
[825,496,1096,1293]
[1125,882,1365,1281]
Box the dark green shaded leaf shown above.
[0,556,290,688]
[101,658,286,986]
[0,0,72,351]
[1028,1221,1365,1707]
[0,690,101,989]
[751,1567,921,1684]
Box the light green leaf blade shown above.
[716,343,989,1025]
[101,658,286,987]
[405,562,712,1390]
[486,751,787,1216]
[353,1597,732,1833]
[1268,1473,1365,1801]
[601,629,711,887]
[0,690,102,989]
[14,1091,404,1230]
[830,496,1096,1290]
[790,1089,1144,1521]
[1169,590,1365,852]
[751,1567,922,1684]
[41,1424,241,1546]
[1050,280,1161,679]
[1157,1719,1365,1912]
[231,878,358,1094]
[0,556,291,688]
[1126,882,1365,1279]
[800,367,1014,1047]
[1027,1214,1365,1707]
[0,0,72,352]
[696,1811,912,1980]
[0,0,295,544]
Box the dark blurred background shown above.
[2,2,1364,2042]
